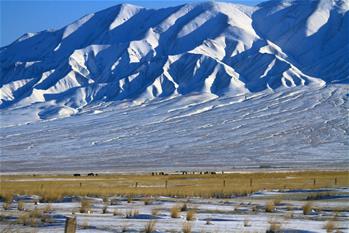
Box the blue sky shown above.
[1,0,262,47]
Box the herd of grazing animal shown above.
[72,171,222,177]
[73,173,98,177]
[151,171,222,176]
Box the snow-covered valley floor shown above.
[1,187,348,233]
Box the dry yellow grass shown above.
[273,198,282,205]
[17,201,25,211]
[0,171,347,200]
[2,202,11,210]
[80,199,91,213]
[302,202,313,215]
[265,201,275,213]
[324,220,336,233]
[143,220,156,233]
[182,221,192,233]
[268,219,282,232]
[125,209,139,218]
[43,204,53,213]
[18,212,30,226]
[17,208,51,226]
[170,205,180,218]
[143,198,153,205]
[186,209,196,221]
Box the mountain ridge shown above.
[1,0,348,120]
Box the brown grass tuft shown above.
[29,208,43,218]
[182,221,192,233]
[1,194,13,204]
[302,202,313,215]
[171,205,180,218]
[17,201,25,211]
[80,199,91,213]
[125,209,139,218]
[43,204,53,213]
[273,198,282,206]
[18,212,30,226]
[324,220,337,233]
[143,220,156,233]
[267,219,282,233]
[17,208,49,227]
[102,196,109,203]
[186,209,196,221]
[144,198,153,205]
[2,202,11,211]
[265,201,275,213]
[40,192,62,203]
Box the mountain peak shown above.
[0,0,347,120]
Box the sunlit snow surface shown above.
[1,84,348,172]
[0,0,349,173]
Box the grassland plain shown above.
[1,170,348,201]
[1,170,348,232]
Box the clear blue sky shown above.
[0,0,262,47]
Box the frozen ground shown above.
[0,84,348,173]
[1,188,348,232]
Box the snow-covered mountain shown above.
[1,0,348,172]
[1,0,348,120]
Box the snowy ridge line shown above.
[1,0,348,120]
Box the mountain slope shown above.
[1,85,348,172]
[253,0,349,83]
[0,0,348,172]
[1,0,347,120]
